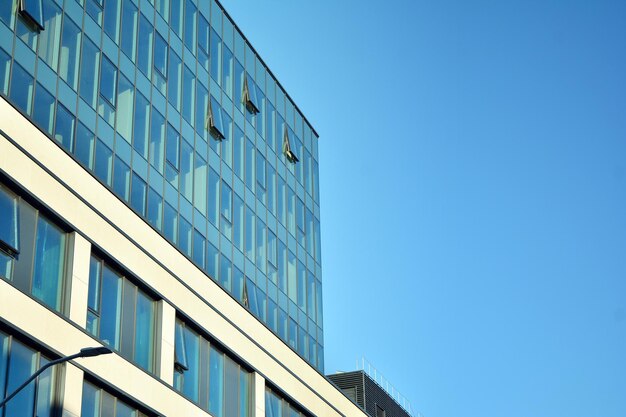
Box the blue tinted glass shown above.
[120,1,137,61]
[219,254,231,291]
[210,28,221,84]
[154,33,167,76]
[31,217,66,311]
[87,256,100,311]
[193,229,205,268]
[170,0,182,36]
[100,57,117,105]
[240,371,250,417]
[103,0,121,43]
[184,0,196,52]
[54,104,75,152]
[0,332,7,402]
[133,92,150,158]
[59,17,81,90]
[113,157,131,201]
[75,122,95,168]
[80,381,100,417]
[10,63,34,115]
[5,340,36,417]
[209,347,224,417]
[166,124,180,169]
[137,15,153,77]
[0,2,15,29]
[206,242,218,279]
[20,0,44,30]
[80,37,100,108]
[32,83,55,134]
[179,217,192,256]
[99,264,121,348]
[198,16,209,53]
[147,187,162,229]
[35,356,56,417]
[38,0,62,70]
[94,139,113,185]
[130,173,147,215]
[182,66,195,125]
[0,186,18,253]
[163,202,177,243]
[150,108,165,173]
[168,50,181,109]
[0,49,10,96]
[181,325,200,401]
[180,141,193,201]
[134,291,154,371]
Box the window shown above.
[0,330,59,417]
[174,318,252,417]
[19,0,44,30]
[0,182,68,313]
[282,127,299,163]
[81,380,152,417]
[242,74,259,114]
[376,405,386,417]
[265,387,311,417]
[208,97,225,140]
[87,255,157,372]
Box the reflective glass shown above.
[10,63,34,115]
[54,104,75,152]
[116,74,134,142]
[207,168,219,226]
[38,0,62,70]
[31,217,66,310]
[168,50,182,110]
[150,108,165,173]
[245,206,254,261]
[147,187,162,230]
[75,122,95,169]
[182,66,195,125]
[135,290,155,371]
[184,0,196,52]
[80,36,100,108]
[94,139,113,185]
[0,186,18,254]
[219,254,231,291]
[32,83,55,134]
[209,346,224,417]
[113,157,131,201]
[4,340,36,417]
[170,0,182,37]
[0,49,10,95]
[21,0,44,30]
[180,141,194,201]
[0,1,16,29]
[131,173,147,215]
[104,0,122,42]
[121,1,137,61]
[133,92,150,158]
[163,202,177,243]
[59,16,81,90]
[245,139,254,190]
[100,57,117,106]
[210,28,221,84]
[223,46,233,97]
[137,15,153,78]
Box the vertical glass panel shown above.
[81,381,100,417]
[207,167,220,226]
[32,217,66,311]
[5,340,36,417]
[206,242,218,279]
[131,173,147,215]
[86,0,103,25]
[233,126,244,179]
[38,0,62,70]
[113,157,131,201]
[166,124,180,169]
[184,0,196,53]
[307,271,316,318]
[222,113,233,167]
[288,318,297,350]
[244,139,254,191]
[116,402,136,417]
[94,139,113,185]
[121,1,137,61]
[276,177,285,226]
[135,290,154,372]
[219,254,231,291]
[244,206,254,261]
[32,83,55,134]
[54,103,75,152]
[0,49,10,95]
[221,183,232,223]
[194,154,208,215]
[147,187,163,230]
[306,209,314,253]
[0,1,16,30]
[180,141,194,202]
[234,60,244,114]
[267,166,276,215]
[155,0,168,21]
[224,357,238,417]
[0,186,19,256]
[150,108,165,173]
[104,0,121,43]
[16,13,38,51]
[182,325,200,402]
[287,250,296,303]
[195,82,208,136]
[233,194,244,252]
[101,390,116,417]
[197,15,209,71]
[278,308,287,341]
[116,74,134,142]
[10,63,34,115]
[233,266,244,303]
[256,219,266,272]
[256,151,266,204]
[222,46,233,98]
[170,0,182,37]
[266,103,275,151]
[182,66,195,125]
[75,122,95,169]
[80,36,100,108]
[59,16,81,90]
[168,50,182,110]
[120,279,137,360]
[179,217,192,256]
[210,28,221,84]
[192,229,205,268]
[209,347,224,417]
[99,264,122,348]
[100,57,117,106]
[163,202,178,243]
[267,299,277,332]
[240,370,250,417]
[133,92,150,158]
[154,33,167,76]
[277,240,286,293]
[137,15,153,78]
[296,261,305,312]
[35,356,56,417]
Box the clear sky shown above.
[222,1,626,416]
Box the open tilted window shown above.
[282,127,299,164]
[207,97,225,140]
[174,320,189,372]
[19,0,45,31]
[242,74,259,115]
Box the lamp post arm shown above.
[0,352,81,409]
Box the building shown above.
[328,369,415,417]
[0,0,366,416]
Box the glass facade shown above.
[0,329,59,417]
[265,386,311,417]
[174,318,252,417]
[0,0,323,370]
[87,254,157,373]
[81,380,153,417]
[0,182,68,313]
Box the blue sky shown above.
[223,1,626,416]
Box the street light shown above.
[0,346,113,409]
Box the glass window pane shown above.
[135,290,154,372]
[181,325,200,402]
[208,346,224,417]
[113,157,131,201]
[194,154,208,215]
[133,92,150,158]
[233,194,243,252]
[103,0,121,43]
[5,340,37,417]
[54,103,75,152]
[80,36,100,108]
[20,0,44,30]
[137,15,153,78]
[193,229,205,268]
[0,186,19,255]
[245,206,254,261]
[154,33,167,76]
[0,1,16,29]
[0,49,10,95]
[31,217,66,310]
[38,0,62,70]
[168,50,181,110]
[116,74,134,143]
[59,16,81,90]
[147,187,162,230]
[210,28,221,84]
[35,356,56,417]
[150,108,165,173]
[32,83,55,135]
[224,357,238,417]
[75,122,95,169]
[99,264,122,348]
[10,63,34,115]
[182,66,195,125]
[100,57,117,106]
[155,0,168,21]
[80,381,100,417]
[121,1,137,62]
[130,173,147,215]
[222,47,233,98]
[219,254,231,291]
[180,141,194,202]
[170,0,182,37]
[245,138,254,190]
[94,139,113,185]
[163,202,177,243]
[183,0,196,52]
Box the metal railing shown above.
[356,357,423,417]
